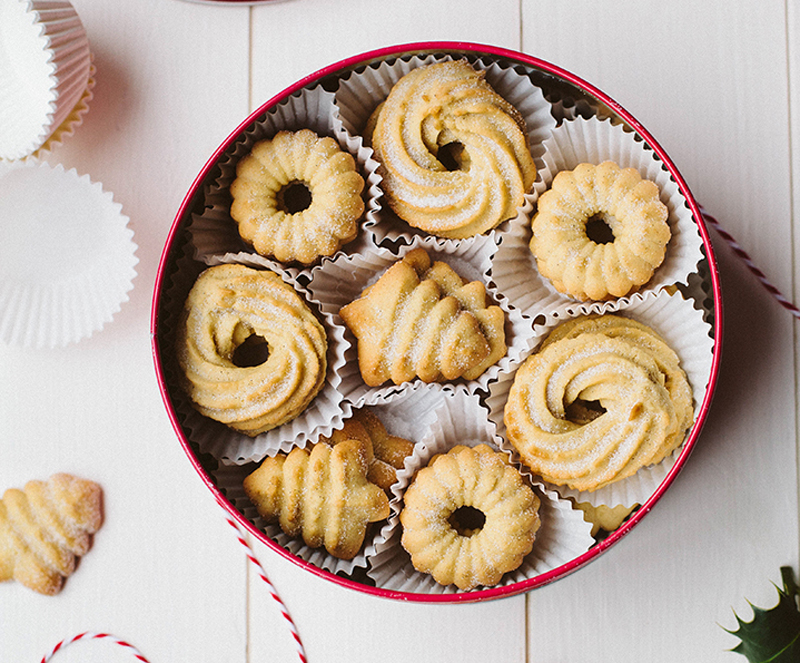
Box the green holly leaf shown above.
[725,567,800,662]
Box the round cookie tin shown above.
[151,42,722,603]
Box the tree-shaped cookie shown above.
[243,439,390,559]
[319,408,415,492]
[339,248,506,386]
[0,473,103,595]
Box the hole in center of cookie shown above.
[438,141,470,172]
[449,505,486,537]
[232,334,270,367]
[278,181,312,214]
[586,214,616,244]
[565,399,607,425]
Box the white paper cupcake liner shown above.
[188,84,381,276]
[486,288,715,508]
[163,251,351,466]
[0,0,92,160]
[209,386,439,577]
[332,53,556,247]
[307,235,535,408]
[491,116,705,318]
[545,89,620,127]
[366,389,594,593]
[32,60,95,159]
[0,161,137,348]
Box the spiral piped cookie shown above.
[504,314,693,492]
[530,161,670,300]
[370,60,536,238]
[230,129,365,264]
[176,264,327,436]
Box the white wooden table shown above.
[2,1,798,661]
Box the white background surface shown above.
[1,1,798,662]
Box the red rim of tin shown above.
[150,41,723,603]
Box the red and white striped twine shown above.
[40,631,150,663]
[220,503,308,663]
[39,205,798,663]
[40,504,307,663]
[699,206,800,319]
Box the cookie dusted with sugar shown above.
[319,408,415,492]
[243,439,390,560]
[370,59,536,238]
[339,248,506,387]
[530,161,670,301]
[0,473,103,595]
[574,501,639,537]
[176,264,328,436]
[230,129,365,264]
[400,445,540,591]
[504,314,693,492]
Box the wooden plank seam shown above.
[221,506,308,663]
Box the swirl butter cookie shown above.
[176,264,327,436]
[504,314,693,492]
[371,60,536,238]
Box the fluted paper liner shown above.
[366,389,594,593]
[0,0,92,160]
[491,116,705,318]
[210,387,439,576]
[486,289,715,508]
[32,60,95,158]
[0,161,137,348]
[188,84,382,277]
[163,250,351,466]
[307,234,535,408]
[332,53,556,247]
